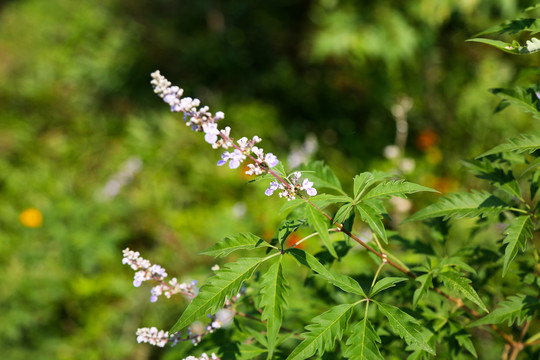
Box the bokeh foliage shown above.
[0,0,539,358]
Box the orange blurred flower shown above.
[416,129,439,151]
[240,163,254,180]
[285,233,305,249]
[19,208,43,228]
[435,177,458,194]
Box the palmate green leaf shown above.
[370,277,408,297]
[524,4,540,11]
[461,159,523,200]
[362,180,437,201]
[477,133,540,158]
[310,194,353,209]
[288,248,366,296]
[260,258,288,358]
[353,171,393,200]
[302,160,345,195]
[236,344,268,360]
[489,87,540,119]
[170,257,265,333]
[344,319,384,360]
[413,273,433,308]
[273,219,306,248]
[278,198,305,217]
[201,233,274,258]
[455,333,478,358]
[469,294,540,327]
[437,270,488,313]
[519,156,540,179]
[502,215,534,276]
[306,204,337,258]
[286,303,355,360]
[376,302,435,355]
[333,202,354,225]
[467,37,540,55]
[356,201,387,243]
[405,190,509,222]
[475,18,540,36]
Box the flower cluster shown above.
[124,248,243,349]
[122,248,198,302]
[265,171,317,200]
[136,327,170,347]
[182,353,220,360]
[151,71,317,196]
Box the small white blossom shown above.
[136,327,169,347]
[264,172,317,200]
[203,122,220,144]
[122,248,197,301]
[182,353,220,360]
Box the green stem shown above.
[369,261,386,295]
[285,228,340,250]
[509,207,529,215]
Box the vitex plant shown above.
[123,8,540,360]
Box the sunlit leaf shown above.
[501,215,534,276]
[413,273,433,308]
[437,271,488,313]
[286,303,355,360]
[333,202,354,225]
[344,319,384,360]
[306,204,337,258]
[455,333,478,358]
[273,219,306,248]
[260,258,288,357]
[288,248,366,296]
[477,133,540,158]
[362,180,437,201]
[475,18,540,36]
[310,194,353,209]
[461,159,522,200]
[236,344,267,360]
[467,37,540,55]
[376,302,435,354]
[353,171,393,200]
[469,294,540,327]
[405,190,509,222]
[170,257,265,333]
[302,161,345,195]
[356,201,387,243]
[201,233,273,258]
[370,277,408,297]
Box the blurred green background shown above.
[1,0,539,359]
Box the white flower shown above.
[264,153,279,167]
[203,122,220,144]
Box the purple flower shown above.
[217,152,230,167]
[300,178,317,196]
[265,181,279,196]
[217,149,245,169]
